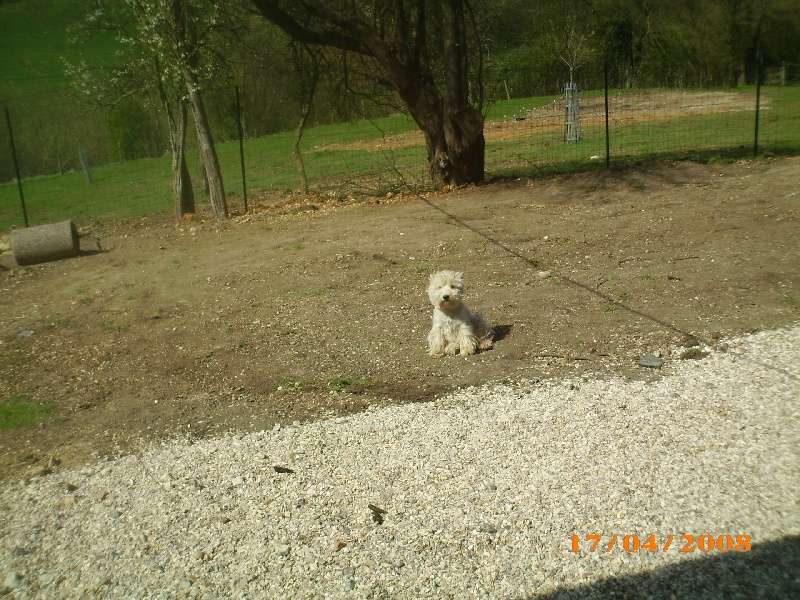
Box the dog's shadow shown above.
[491,324,513,343]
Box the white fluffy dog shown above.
[427,270,493,357]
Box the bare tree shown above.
[546,9,598,83]
[290,43,321,192]
[152,57,196,218]
[145,0,231,218]
[246,0,487,188]
[71,0,236,218]
[67,3,197,218]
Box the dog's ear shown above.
[454,271,465,284]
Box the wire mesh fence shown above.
[2,63,799,230]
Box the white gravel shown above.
[1,325,799,599]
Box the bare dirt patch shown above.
[0,157,797,481]
[320,90,759,152]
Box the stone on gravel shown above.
[638,355,665,368]
[3,571,20,588]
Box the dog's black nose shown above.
[443,295,450,301]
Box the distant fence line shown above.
[1,64,799,230]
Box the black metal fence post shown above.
[5,107,29,228]
[754,51,762,158]
[235,86,248,213]
[604,62,611,169]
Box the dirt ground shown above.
[0,157,798,482]
[324,89,759,151]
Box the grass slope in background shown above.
[3,85,798,230]
[2,2,797,230]
[0,0,117,98]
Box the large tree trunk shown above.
[154,56,195,220]
[185,80,227,219]
[170,0,227,218]
[422,0,484,186]
[442,107,484,185]
[412,102,484,188]
[172,103,195,218]
[248,0,486,190]
[385,0,485,187]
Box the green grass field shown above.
[0,0,118,97]
[2,85,798,230]
[2,2,797,230]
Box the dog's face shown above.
[428,270,465,310]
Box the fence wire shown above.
[1,66,799,229]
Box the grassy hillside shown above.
[0,1,797,230]
[0,112,428,228]
[3,85,798,230]
[0,0,117,100]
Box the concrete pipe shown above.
[11,220,80,266]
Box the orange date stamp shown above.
[570,534,751,553]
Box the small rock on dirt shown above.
[638,355,665,369]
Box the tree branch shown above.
[248,0,370,55]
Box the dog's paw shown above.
[458,336,478,356]
[444,342,460,356]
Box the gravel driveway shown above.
[1,324,798,598]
